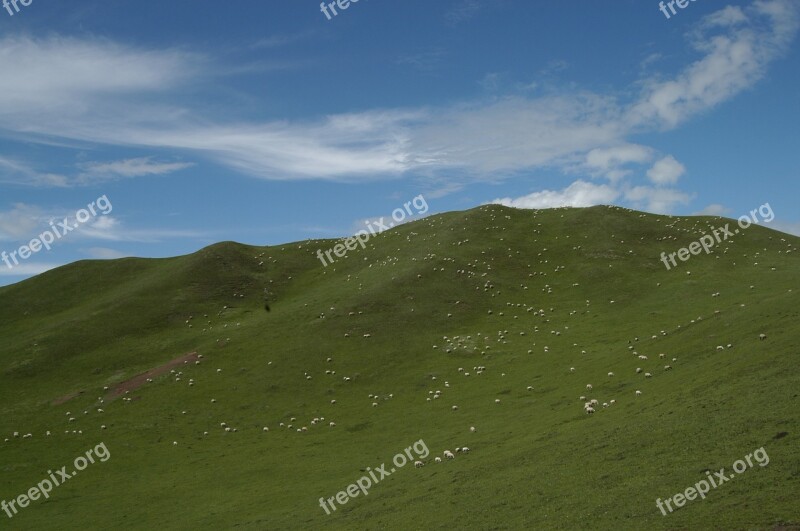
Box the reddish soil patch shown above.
[106,352,199,399]
[52,390,84,406]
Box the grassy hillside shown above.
[0,204,798,530]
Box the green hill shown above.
[1,204,798,530]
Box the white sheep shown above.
[586,384,593,390]
[444,450,455,459]
[434,457,442,463]
[635,390,642,396]
[414,461,425,468]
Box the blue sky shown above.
[1,0,798,285]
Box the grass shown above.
[0,204,798,530]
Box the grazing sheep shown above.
[470,426,476,433]
[585,406,595,414]
[759,333,767,340]
[635,390,642,396]
[461,447,470,453]
[664,365,672,371]
[586,384,593,390]
[444,450,455,459]
[607,372,614,377]
[434,457,442,463]
[414,461,425,468]
[636,368,642,374]
[645,373,652,378]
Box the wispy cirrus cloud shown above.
[444,0,484,26]
[77,157,193,184]
[0,0,795,192]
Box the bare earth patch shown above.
[106,352,199,399]
[52,390,84,406]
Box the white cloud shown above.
[0,262,61,276]
[0,1,795,186]
[693,204,729,216]
[628,0,798,128]
[445,0,483,25]
[624,186,693,214]
[77,157,193,184]
[84,247,130,259]
[769,221,800,236]
[491,180,620,209]
[647,156,686,185]
[0,204,42,240]
[0,35,200,120]
[0,156,69,187]
[584,144,653,181]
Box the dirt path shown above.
[106,351,200,399]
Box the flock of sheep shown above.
[5,206,791,482]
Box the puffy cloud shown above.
[584,144,653,181]
[0,204,42,240]
[647,156,686,185]
[84,247,130,259]
[693,204,729,216]
[491,180,620,209]
[624,186,693,214]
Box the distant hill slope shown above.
[1,205,798,530]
